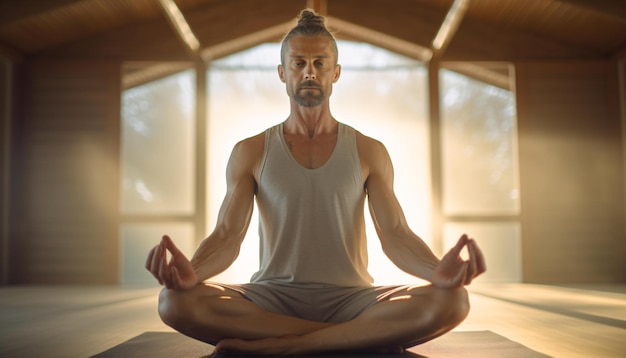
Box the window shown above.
[440,65,521,282]
[117,51,521,285]
[120,68,196,284]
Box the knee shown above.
[158,286,235,331]
[158,288,194,328]
[429,286,470,327]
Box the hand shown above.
[145,235,198,290]
[432,234,486,289]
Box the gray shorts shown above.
[220,281,409,323]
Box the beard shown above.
[293,81,325,107]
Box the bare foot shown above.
[215,336,405,356]
[215,336,302,356]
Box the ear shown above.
[278,64,286,83]
[333,64,341,83]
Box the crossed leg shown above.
[158,283,469,355]
[158,282,333,345]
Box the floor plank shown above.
[461,284,626,357]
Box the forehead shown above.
[285,35,336,58]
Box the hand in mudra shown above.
[432,234,486,288]
[146,235,198,290]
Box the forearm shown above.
[190,232,241,283]
[381,229,440,282]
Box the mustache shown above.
[297,81,322,90]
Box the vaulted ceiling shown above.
[1,0,625,65]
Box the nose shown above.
[304,65,316,80]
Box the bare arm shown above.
[359,134,486,287]
[146,134,262,289]
[191,136,260,282]
[360,136,439,282]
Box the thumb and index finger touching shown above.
[159,235,190,287]
[160,235,185,258]
[451,233,487,281]
[448,233,469,257]
[468,237,487,275]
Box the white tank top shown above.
[250,122,374,286]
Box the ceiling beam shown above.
[157,0,201,60]
[431,0,470,59]
[201,20,294,62]
[326,16,433,62]
[199,13,435,64]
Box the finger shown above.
[471,240,487,274]
[145,246,162,285]
[465,240,478,284]
[448,234,469,257]
[171,266,181,291]
[162,235,183,257]
[452,262,469,288]
[148,245,164,285]
[160,266,172,289]
[158,248,173,289]
[145,245,157,272]
[149,244,161,272]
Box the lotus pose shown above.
[146,9,486,356]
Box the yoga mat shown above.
[92,331,550,357]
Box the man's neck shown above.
[285,105,337,139]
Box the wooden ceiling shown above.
[0,0,625,63]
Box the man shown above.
[146,9,486,355]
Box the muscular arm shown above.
[190,134,262,282]
[358,134,439,282]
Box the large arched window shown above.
[119,42,520,285]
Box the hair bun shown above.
[280,9,338,65]
[298,9,326,28]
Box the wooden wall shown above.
[12,60,120,284]
[516,61,625,283]
[1,58,11,284]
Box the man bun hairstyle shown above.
[296,9,327,29]
[281,9,338,65]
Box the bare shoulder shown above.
[228,131,266,179]
[355,130,392,174]
[233,131,265,155]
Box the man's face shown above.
[278,35,341,108]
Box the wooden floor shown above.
[0,284,624,357]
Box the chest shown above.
[283,133,338,169]
[257,129,365,211]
